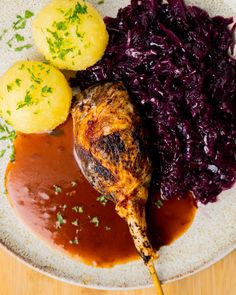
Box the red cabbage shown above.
[71,0,236,204]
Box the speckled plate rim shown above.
[0,0,236,291]
[0,232,235,290]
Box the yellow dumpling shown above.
[0,61,72,134]
[33,0,109,71]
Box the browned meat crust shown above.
[72,82,156,264]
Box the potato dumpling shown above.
[33,0,108,71]
[0,61,72,134]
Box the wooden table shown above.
[0,248,235,295]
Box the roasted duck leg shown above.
[72,82,163,294]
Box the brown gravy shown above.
[5,118,196,267]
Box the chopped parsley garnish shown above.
[41,85,53,95]
[153,199,164,209]
[0,150,6,158]
[46,28,74,61]
[66,2,88,23]
[53,185,62,195]
[27,67,42,84]
[10,146,15,162]
[17,91,33,109]
[5,10,34,52]
[59,48,74,60]
[15,33,24,42]
[56,212,66,228]
[72,206,83,213]
[37,64,45,70]
[0,123,16,163]
[6,37,14,48]
[69,237,79,245]
[15,44,33,52]
[75,29,85,39]
[90,216,99,227]
[97,0,105,4]
[7,85,13,92]
[0,124,16,142]
[13,10,34,31]
[15,79,21,86]
[71,181,77,187]
[0,29,8,40]
[18,64,25,70]
[55,21,67,31]
[24,10,34,19]
[45,2,87,61]
[6,110,11,116]
[96,195,108,206]
[71,219,79,226]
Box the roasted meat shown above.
[72,82,163,293]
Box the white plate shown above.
[0,0,235,290]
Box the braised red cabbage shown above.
[71,0,236,204]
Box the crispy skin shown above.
[72,82,156,264]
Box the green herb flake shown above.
[15,33,24,42]
[71,219,79,226]
[13,10,34,31]
[97,0,105,4]
[65,2,88,23]
[0,150,6,158]
[6,37,14,48]
[13,18,26,31]
[96,195,108,206]
[15,44,33,52]
[7,85,13,92]
[0,29,8,41]
[58,48,73,60]
[75,27,84,39]
[25,10,34,19]
[37,64,45,71]
[6,110,11,116]
[17,91,33,110]
[0,123,17,162]
[72,206,83,213]
[46,28,74,61]
[18,64,25,70]
[56,212,66,228]
[0,125,16,142]
[53,185,62,195]
[90,216,99,227]
[153,199,164,209]
[41,85,53,94]
[27,67,42,84]
[15,79,21,87]
[10,146,15,162]
[69,237,79,245]
[55,21,67,31]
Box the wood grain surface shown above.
[0,248,235,295]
